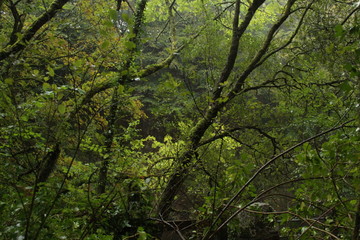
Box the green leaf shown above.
[20,114,28,121]
[300,201,306,210]
[137,227,147,240]
[334,24,344,37]
[122,13,131,24]
[33,69,40,76]
[58,104,66,114]
[103,20,113,27]
[43,82,51,90]
[73,59,84,68]
[4,78,13,85]
[339,80,352,93]
[101,40,110,49]
[344,64,353,72]
[47,65,55,77]
[57,93,64,100]
[124,41,136,50]
[218,96,229,103]
[117,84,125,94]
[99,29,109,36]
[109,9,118,21]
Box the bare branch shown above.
[151,216,187,240]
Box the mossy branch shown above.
[0,0,70,61]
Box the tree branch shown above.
[254,0,314,69]
[207,119,354,239]
[213,0,266,100]
[0,0,71,61]
[7,0,26,46]
[227,0,297,100]
[199,126,278,154]
[157,0,267,220]
[341,5,359,25]
[72,26,203,117]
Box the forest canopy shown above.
[0,0,359,239]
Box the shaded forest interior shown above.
[0,0,359,239]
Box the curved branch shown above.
[199,126,278,154]
[227,0,298,100]
[72,26,203,117]
[0,0,71,61]
[207,119,354,238]
[341,5,360,25]
[254,0,315,69]
[213,0,266,100]
[8,0,26,46]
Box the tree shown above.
[0,0,358,239]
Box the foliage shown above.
[0,0,359,239]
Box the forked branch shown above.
[0,0,71,61]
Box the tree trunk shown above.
[37,143,61,185]
[97,88,118,194]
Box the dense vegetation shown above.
[0,0,359,239]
